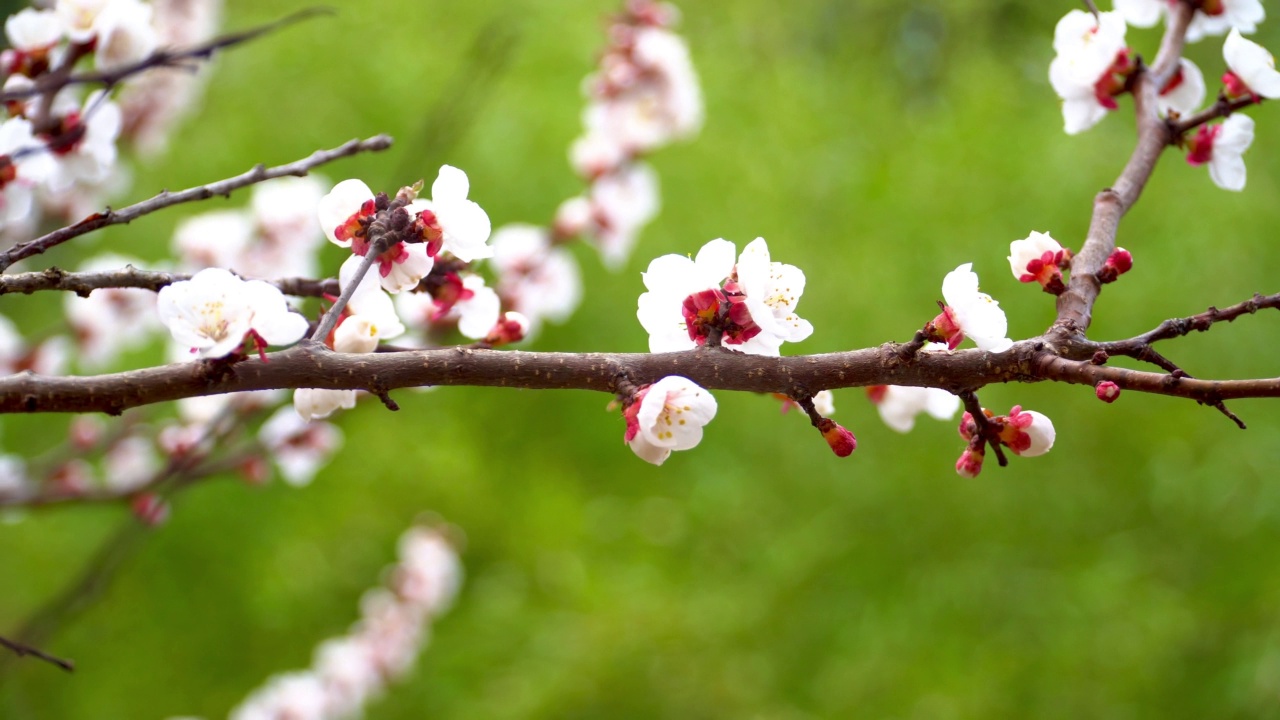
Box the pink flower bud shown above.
[131,493,170,526]
[1098,247,1133,284]
[1095,381,1121,403]
[817,418,856,457]
[483,311,530,347]
[955,445,985,478]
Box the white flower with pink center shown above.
[1185,113,1254,191]
[490,224,583,334]
[395,272,500,340]
[1008,231,1068,292]
[1223,28,1280,100]
[157,267,308,359]
[624,376,718,465]
[45,91,122,193]
[1048,10,1130,135]
[258,407,343,487]
[1157,58,1206,117]
[0,117,56,229]
[403,165,493,262]
[318,179,435,294]
[1114,0,1263,42]
[933,263,1013,353]
[733,237,813,356]
[998,406,1056,457]
[637,237,736,352]
[5,8,63,52]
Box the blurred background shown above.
[4,0,1280,717]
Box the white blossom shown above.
[1113,0,1263,42]
[1047,10,1128,135]
[636,237,736,352]
[293,388,358,422]
[733,237,813,356]
[589,162,660,268]
[1157,58,1206,117]
[404,165,493,262]
[941,263,1013,353]
[1223,28,1280,99]
[625,376,718,465]
[258,407,343,487]
[1188,113,1255,191]
[157,267,308,358]
[5,8,63,51]
[0,117,56,229]
[871,384,960,433]
[64,254,159,370]
[93,0,157,70]
[490,224,583,333]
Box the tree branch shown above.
[0,265,338,298]
[0,134,393,272]
[0,8,333,104]
[0,635,74,672]
[1053,3,1194,336]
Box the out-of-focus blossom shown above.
[1114,0,1263,42]
[1157,58,1206,117]
[1048,10,1131,135]
[867,382,960,433]
[64,254,160,370]
[258,407,343,487]
[490,224,583,335]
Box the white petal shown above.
[317,179,373,246]
[430,164,470,204]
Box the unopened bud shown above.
[955,445,985,478]
[1095,381,1121,403]
[1098,247,1133,284]
[817,418,856,457]
[131,493,170,526]
[484,311,530,347]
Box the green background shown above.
[4,0,1280,717]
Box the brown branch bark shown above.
[0,134,393,272]
[1052,3,1193,337]
[0,265,338,298]
[0,634,74,672]
[2,336,1279,416]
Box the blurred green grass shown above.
[4,0,1280,717]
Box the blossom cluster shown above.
[226,526,461,720]
[0,0,217,237]
[638,237,812,356]
[1049,3,1279,191]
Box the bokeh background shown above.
[3,0,1280,717]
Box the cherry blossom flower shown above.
[1185,113,1254,191]
[102,435,159,493]
[1157,58,1206,117]
[294,388,358,423]
[637,237,736,351]
[931,263,1013,353]
[587,161,660,268]
[997,406,1056,457]
[157,267,308,359]
[1114,0,1263,42]
[0,312,68,376]
[483,311,530,346]
[258,407,343,487]
[3,8,62,76]
[395,272,500,340]
[0,116,56,228]
[1048,10,1131,135]
[43,90,123,194]
[623,375,717,465]
[403,165,493,262]
[173,209,254,271]
[92,0,157,70]
[733,238,814,356]
[318,178,434,294]
[1223,28,1280,101]
[867,383,960,433]
[638,237,811,356]
[490,224,583,334]
[1008,230,1069,293]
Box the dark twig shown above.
[0,134,393,272]
[310,249,377,343]
[0,265,338,298]
[0,8,333,104]
[959,391,1007,467]
[0,634,74,672]
[1170,94,1258,136]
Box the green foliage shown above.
[3,1,1280,717]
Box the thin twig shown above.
[0,634,74,672]
[0,134,393,272]
[0,8,334,104]
[0,265,338,297]
[310,249,378,343]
